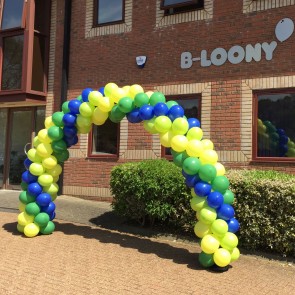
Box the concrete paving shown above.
[0,190,294,295]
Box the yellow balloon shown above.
[215,162,226,176]
[111,87,127,103]
[145,91,154,98]
[186,139,204,157]
[97,96,114,112]
[27,148,43,163]
[160,131,174,147]
[186,127,203,141]
[46,164,62,177]
[18,212,34,226]
[43,183,59,195]
[52,175,59,183]
[143,118,158,134]
[45,116,55,129]
[122,85,130,94]
[201,234,220,254]
[199,149,218,165]
[29,162,45,176]
[33,136,42,148]
[38,129,52,144]
[92,107,109,123]
[76,114,92,127]
[230,247,240,262]
[77,124,92,134]
[171,135,188,152]
[104,82,118,98]
[88,91,103,106]
[194,221,210,238]
[17,223,25,233]
[42,155,58,170]
[128,84,144,99]
[190,196,208,211]
[213,248,231,267]
[38,173,54,186]
[202,139,214,150]
[24,223,40,238]
[36,143,53,158]
[171,118,189,135]
[51,193,58,201]
[79,102,94,117]
[18,202,26,212]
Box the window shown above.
[89,120,119,157]
[163,95,201,157]
[0,0,50,101]
[160,0,204,15]
[94,0,124,26]
[254,91,295,161]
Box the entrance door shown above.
[0,107,45,189]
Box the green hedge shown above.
[110,159,295,257]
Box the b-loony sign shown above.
[181,18,294,69]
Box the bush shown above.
[110,159,194,230]
[111,160,295,257]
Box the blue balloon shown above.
[194,181,211,197]
[139,105,154,120]
[207,191,224,209]
[279,135,288,145]
[27,182,43,197]
[279,144,288,156]
[68,99,82,115]
[154,102,169,116]
[41,202,56,215]
[98,87,105,96]
[81,88,93,102]
[22,171,38,184]
[168,105,184,121]
[188,118,200,129]
[49,211,56,221]
[227,217,240,233]
[63,126,77,138]
[36,193,52,207]
[276,128,285,136]
[63,113,77,127]
[185,174,200,188]
[217,204,235,221]
[126,108,142,123]
[24,158,32,170]
[64,135,79,147]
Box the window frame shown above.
[93,0,125,28]
[252,89,295,163]
[161,94,202,159]
[87,122,120,159]
[0,0,50,102]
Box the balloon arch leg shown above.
[18,83,240,269]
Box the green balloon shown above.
[21,181,28,191]
[76,95,83,102]
[25,202,41,216]
[199,164,217,182]
[211,219,228,236]
[52,140,67,153]
[134,93,149,107]
[182,157,201,175]
[166,100,178,109]
[198,251,215,268]
[19,191,35,204]
[109,105,126,123]
[53,150,69,163]
[62,101,70,114]
[48,126,64,141]
[40,221,55,235]
[223,190,235,204]
[149,92,166,106]
[118,97,134,113]
[34,213,50,227]
[212,176,230,193]
[52,112,64,127]
[172,151,189,167]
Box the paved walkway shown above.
[0,190,294,295]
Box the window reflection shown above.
[1,0,24,30]
[31,35,45,92]
[1,35,24,90]
[257,93,295,158]
[98,0,123,24]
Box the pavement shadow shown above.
[2,220,205,271]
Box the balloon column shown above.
[17,82,240,268]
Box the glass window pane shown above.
[1,0,24,30]
[164,0,196,5]
[92,120,118,155]
[35,107,46,133]
[257,93,295,158]
[34,0,50,34]
[1,35,24,90]
[0,109,8,186]
[98,0,123,24]
[31,34,45,92]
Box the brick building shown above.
[0,0,294,200]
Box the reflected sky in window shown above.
[98,0,123,24]
[163,0,194,5]
[1,0,24,30]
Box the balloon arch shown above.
[18,83,240,268]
